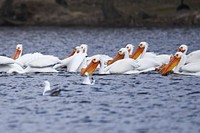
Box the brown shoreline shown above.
[0,0,200,27]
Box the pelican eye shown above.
[179,47,183,51]
[92,59,96,62]
[175,54,179,58]
[139,43,143,48]
[118,51,123,55]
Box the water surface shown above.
[0,27,200,133]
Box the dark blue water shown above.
[0,27,200,133]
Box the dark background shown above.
[0,0,200,27]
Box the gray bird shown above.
[43,81,61,96]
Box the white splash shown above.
[82,72,95,85]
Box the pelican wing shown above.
[155,54,171,64]
[143,52,157,58]
[186,50,200,64]
[105,59,139,74]
[137,58,161,71]
[0,56,16,65]
[28,55,61,68]
[181,61,200,73]
[16,53,43,66]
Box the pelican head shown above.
[125,44,134,55]
[107,48,128,65]
[16,44,23,50]
[12,44,23,60]
[81,56,101,75]
[130,42,148,59]
[76,46,85,54]
[178,44,188,54]
[161,52,182,76]
[68,46,80,57]
[80,44,88,54]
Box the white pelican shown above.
[54,46,81,69]
[131,42,170,66]
[13,44,44,67]
[81,48,139,75]
[129,42,157,59]
[155,44,191,72]
[43,81,61,96]
[12,44,61,73]
[12,44,23,60]
[24,55,61,73]
[61,46,87,72]
[129,42,170,63]
[0,56,25,74]
[161,52,200,76]
[54,44,88,72]
[178,44,200,64]
[75,44,89,72]
[125,44,134,55]
[107,44,134,65]
[107,46,129,66]
[125,42,169,66]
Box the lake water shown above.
[0,27,200,133]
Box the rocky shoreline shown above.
[0,0,200,27]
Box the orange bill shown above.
[68,48,77,57]
[128,49,131,54]
[155,64,167,72]
[12,49,21,60]
[129,46,144,59]
[161,56,181,76]
[158,64,167,73]
[83,48,86,53]
[81,60,100,75]
[107,53,124,66]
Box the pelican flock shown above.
[0,42,199,79]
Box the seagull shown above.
[43,81,61,96]
[82,72,95,85]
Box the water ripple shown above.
[0,27,200,133]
